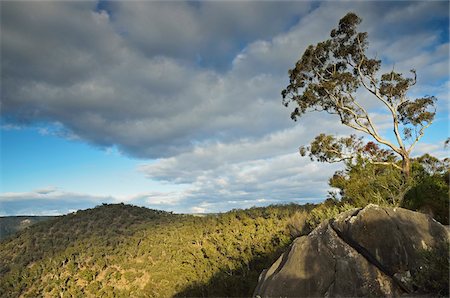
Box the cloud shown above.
[1,1,448,213]
[2,1,447,159]
[2,0,298,158]
[0,188,115,216]
[139,124,344,213]
[109,1,312,70]
[0,188,187,216]
[34,186,58,195]
[411,139,449,159]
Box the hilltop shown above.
[0,203,311,297]
[1,201,448,297]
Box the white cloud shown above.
[1,1,448,214]
[139,125,343,212]
[0,188,113,215]
[411,140,449,159]
[0,188,188,215]
[190,206,207,214]
[3,1,447,158]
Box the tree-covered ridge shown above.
[0,216,55,241]
[0,203,312,297]
[1,180,447,298]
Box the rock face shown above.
[254,204,449,297]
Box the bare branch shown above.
[354,37,405,153]
[407,120,433,154]
[392,117,406,151]
[354,38,396,113]
[369,161,403,171]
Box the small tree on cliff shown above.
[282,13,436,187]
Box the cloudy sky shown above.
[1,1,448,215]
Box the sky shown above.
[0,0,448,215]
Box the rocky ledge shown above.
[254,204,449,297]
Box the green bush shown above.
[305,199,355,229]
[329,154,449,224]
[402,156,449,224]
[412,241,449,296]
[287,211,309,238]
[329,158,406,207]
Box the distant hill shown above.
[0,216,55,241]
[0,203,311,297]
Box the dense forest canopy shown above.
[0,203,316,297]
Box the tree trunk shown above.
[401,154,411,181]
[394,153,411,207]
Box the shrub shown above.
[305,199,355,230]
[286,211,309,239]
[412,241,449,296]
[403,160,449,225]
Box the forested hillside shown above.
[0,216,55,241]
[0,203,315,297]
[1,168,447,298]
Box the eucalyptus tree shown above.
[282,13,436,182]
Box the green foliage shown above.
[304,199,355,229]
[286,210,309,238]
[80,269,95,282]
[412,241,449,296]
[282,12,436,182]
[0,203,311,297]
[0,216,54,241]
[328,153,449,224]
[286,200,355,238]
[2,196,445,297]
[402,155,449,224]
[329,157,406,207]
[301,135,398,172]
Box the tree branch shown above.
[369,161,403,171]
[407,121,433,154]
[355,37,405,154]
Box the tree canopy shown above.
[282,12,436,182]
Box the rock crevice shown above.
[329,218,410,294]
[254,205,448,297]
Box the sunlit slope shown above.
[0,203,308,297]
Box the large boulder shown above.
[254,204,449,297]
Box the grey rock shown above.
[254,204,449,297]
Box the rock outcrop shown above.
[254,204,449,297]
